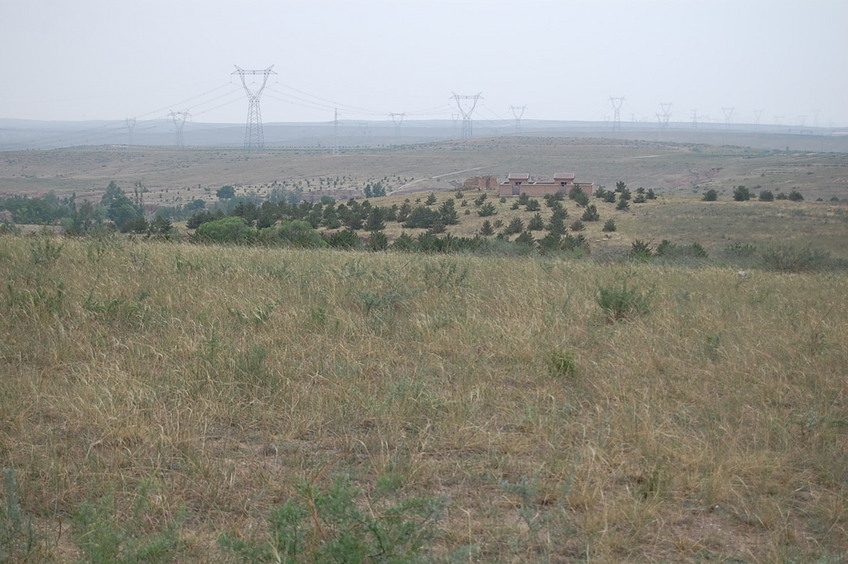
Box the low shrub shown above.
[597,280,651,321]
[219,474,443,563]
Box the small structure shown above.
[499,173,594,198]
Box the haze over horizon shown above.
[2,0,847,128]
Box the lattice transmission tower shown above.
[125,117,136,145]
[389,112,406,140]
[452,92,482,139]
[609,96,624,131]
[233,65,276,151]
[510,105,526,132]
[169,110,190,147]
[658,102,672,129]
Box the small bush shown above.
[602,219,617,232]
[788,189,804,201]
[546,350,577,377]
[477,202,497,217]
[219,474,443,563]
[581,204,600,222]
[759,190,774,201]
[702,189,718,201]
[758,244,832,272]
[630,239,653,260]
[597,281,651,321]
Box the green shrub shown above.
[758,244,832,272]
[702,189,718,201]
[759,190,774,201]
[73,484,184,564]
[733,185,751,201]
[191,217,257,244]
[477,202,497,217]
[219,474,442,563]
[581,204,599,222]
[597,280,651,321]
[2,468,46,562]
[629,239,652,260]
[546,350,577,377]
[602,219,617,232]
[788,189,804,201]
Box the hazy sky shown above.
[2,0,847,127]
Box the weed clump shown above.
[597,280,651,321]
[219,474,443,563]
[546,350,577,378]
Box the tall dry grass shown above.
[1,234,846,561]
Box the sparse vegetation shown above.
[1,135,847,561]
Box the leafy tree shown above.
[120,216,148,234]
[192,217,257,244]
[702,189,718,201]
[273,220,327,248]
[326,229,361,249]
[403,206,438,229]
[732,185,751,201]
[100,181,143,230]
[216,185,236,199]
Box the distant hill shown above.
[1,117,846,153]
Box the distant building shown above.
[499,173,594,198]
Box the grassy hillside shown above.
[2,236,846,562]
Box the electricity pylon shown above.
[169,110,189,147]
[452,92,482,139]
[389,112,405,140]
[125,117,136,145]
[609,96,624,131]
[659,102,672,129]
[510,105,526,132]
[232,65,276,151]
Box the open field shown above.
[2,136,848,209]
[1,133,847,561]
[1,237,846,562]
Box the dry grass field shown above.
[1,135,847,562]
[1,235,847,562]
